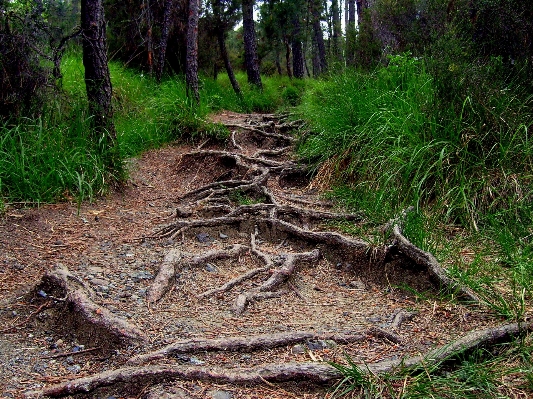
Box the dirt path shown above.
[0,112,505,398]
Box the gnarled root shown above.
[27,322,533,398]
[37,266,146,346]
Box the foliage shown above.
[297,53,533,229]
[0,53,302,205]
[329,345,533,398]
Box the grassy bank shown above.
[296,54,533,398]
[0,54,303,208]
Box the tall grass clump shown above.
[297,53,533,228]
[0,109,107,205]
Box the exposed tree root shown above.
[37,266,146,345]
[224,123,296,143]
[390,224,480,303]
[28,322,533,398]
[233,248,321,315]
[147,245,249,303]
[127,330,367,365]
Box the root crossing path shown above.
[0,111,515,398]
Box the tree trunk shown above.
[284,38,292,78]
[292,18,304,78]
[81,0,119,172]
[311,0,327,76]
[331,0,341,60]
[186,0,199,103]
[356,0,366,27]
[144,0,154,75]
[275,49,282,75]
[217,29,242,97]
[346,0,356,66]
[156,0,173,83]
[242,0,262,89]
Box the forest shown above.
[1,0,533,398]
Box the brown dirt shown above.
[0,112,501,399]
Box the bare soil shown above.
[0,112,502,399]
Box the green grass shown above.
[330,343,533,398]
[0,54,304,206]
[297,53,533,229]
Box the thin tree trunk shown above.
[275,48,282,75]
[242,0,262,89]
[156,0,173,83]
[217,29,242,97]
[145,0,154,74]
[284,38,292,78]
[331,0,341,60]
[81,0,119,172]
[346,0,356,66]
[186,0,199,103]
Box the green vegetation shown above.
[0,54,303,206]
[329,345,533,399]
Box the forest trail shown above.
[0,112,515,398]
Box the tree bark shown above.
[331,0,341,60]
[242,0,262,89]
[346,0,356,66]
[284,37,292,78]
[212,0,242,97]
[291,17,304,78]
[186,0,200,103]
[144,0,154,75]
[81,0,119,171]
[311,0,327,76]
[217,30,242,97]
[156,0,173,83]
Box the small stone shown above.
[189,356,205,365]
[335,262,342,269]
[11,310,17,317]
[241,354,251,360]
[205,263,217,273]
[67,364,81,374]
[219,233,228,239]
[72,345,84,352]
[209,390,233,399]
[196,232,211,243]
[55,339,64,348]
[37,290,47,298]
[291,344,306,354]
[349,279,366,290]
[306,340,327,351]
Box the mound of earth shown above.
[0,111,527,399]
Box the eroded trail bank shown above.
[0,112,520,399]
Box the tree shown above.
[331,0,341,60]
[345,0,356,65]
[81,0,119,172]
[242,0,262,88]
[156,0,174,83]
[310,0,327,76]
[291,6,304,78]
[211,0,242,97]
[186,0,200,103]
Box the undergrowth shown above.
[0,54,302,206]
